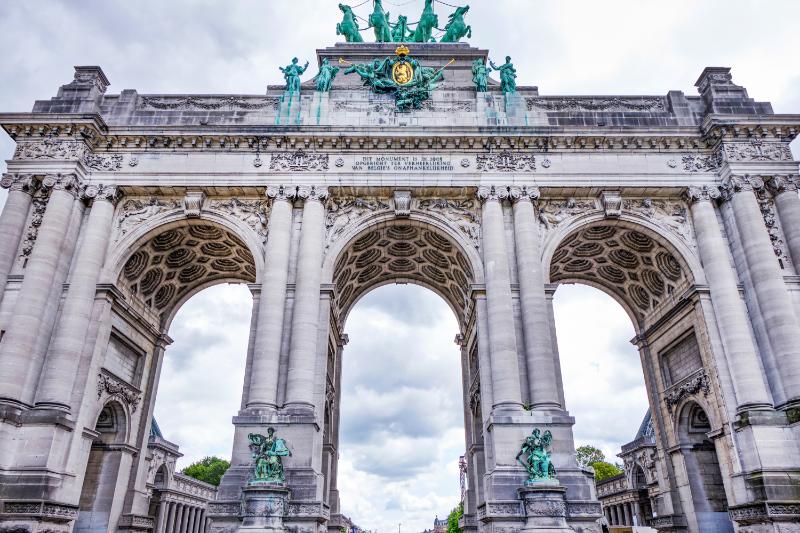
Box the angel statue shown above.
[516,428,557,485]
[248,428,292,484]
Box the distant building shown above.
[420,515,448,533]
[595,412,657,529]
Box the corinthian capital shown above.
[296,185,329,203]
[83,184,122,205]
[0,173,38,194]
[266,185,296,202]
[683,185,721,204]
[476,185,510,203]
[720,175,764,201]
[41,173,84,197]
[766,175,800,195]
[508,185,541,203]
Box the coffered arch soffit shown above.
[114,219,258,328]
[544,215,698,326]
[326,214,481,327]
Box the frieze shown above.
[566,502,603,518]
[2,501,79,521]
[350,155,454,172]
[729,503,768,522]
[208,198,270,242]
[526,96,665,112]
[13,139,87,160]
[524,500,566,517]
[325,196,391,247]
[623,198,694,247]
[97,371,142,412]
[485,502,522,516]
[476,151,535,172]
[207,502,240,516]
[286,502,329,519]
[682,152,722,173]
[664,369,710,411]
[723,139,793,162]
[418,197,481,248]
[538,197,597,228]
[139,95,280,111]
[115,197,182,241]
[269,149,328,172]
[242,496,285,517]
[117,514,155,529]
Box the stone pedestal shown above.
[519,482,573,532]
[239,484,290,533]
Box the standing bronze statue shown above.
[313,58,340,92]
[490,56,517,94]
[248,429,292,484]
[279,58,309,94]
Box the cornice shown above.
[700,113,800,143]
[0,112,108,141]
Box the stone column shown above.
[156,499,168,533]
[36,185,120,410]
[477,186,523,411]
[684,186,772,409]
[188,507,197,533]
[509,185,560,409]
[0,173,37,306]
[0,174,82,406]
[623,502,631,525]
[285,185,327,410]
[166,502,177,533]
[721,176,800,405]
[246,185,295,410]
[194,510,204,533]
[768,175,800,270]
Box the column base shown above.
[239,484,290,533]
[518,483,573,532]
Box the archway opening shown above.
[338,284,464,533]
[75,402,128,533]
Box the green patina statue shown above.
[313,58,340,92]
[248,429,292,484]
[337,3,363,43]
[343,47,450,111]
[369,0,393,43]
[392,15,413,43]
[490,56,517,94]
[440,6,472,42]
[472,58,491,92]
[412,0,438,43]
[516,428,557,485]
[279,58,309,94]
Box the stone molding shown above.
[97,369,142,412]
[1,500,79,522]
[83,183,122,205]
[729,501,800,524]
[0,173,38,194]
[117,513,155,530]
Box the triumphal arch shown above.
[1,4,800,532]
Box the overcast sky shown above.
[2,1,800,532]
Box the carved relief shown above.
[526,97,665,112]
[325,196,390,247]
[538,198,597,228]
[664,369,710,412]
[756,190,787,265]
[476,151,535,172]
[139,95,280,111]
[19,194,47,260]
[418,198,481,248]
[682,153,721,172]
[115,197,182,241]
[97,371,142,412]
[269,149,328,172]
[14,139,87,160]
[723,139,793,162]
[84,153,124,171]
[623,198,694,247]
[208,198,270,242]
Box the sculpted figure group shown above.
[336,0,471,44]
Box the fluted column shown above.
[175,504,185,533]
[285,185,328,410]
[768,175,800,269]
[684,185,772,409]
[36,184,120,410]
[476,186,523,411]
[509,185,560,409]
[721,175,800,405]
[246,185,295,409]
[0,173,38,306]
[0,174,82,406]
[155,498,168,533]
[187,507,197,533]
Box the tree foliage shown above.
[590,460,624,481]
[181,456,230,486]
[446,502,463,533]
[576,445,606,468]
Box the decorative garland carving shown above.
[269,149,328,172]
[19,194,47,260]
[756,190,787,265]
[723,139,793,162]
[476,151,535,172]
[97,371,142,412]
[664,370,710,411]
[526,97,665,112]
[139,95,280,111]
